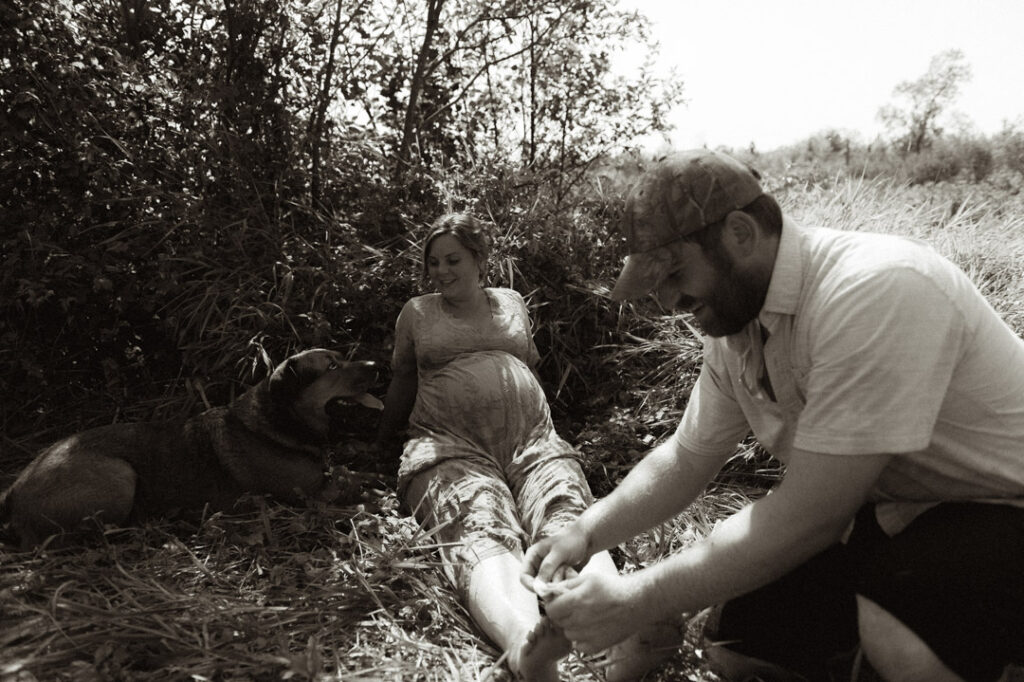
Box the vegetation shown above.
[878,49,972,154]
[0,0,681,444]
[2,1,1023,680]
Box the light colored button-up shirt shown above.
[674,219,1024,532]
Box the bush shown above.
[996,126,1024,176]
[959,138,995,182]
[908,147,962,184]
[0,1,404,440]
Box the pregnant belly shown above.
[412,350,547,446]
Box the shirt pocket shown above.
[769,348,808,415]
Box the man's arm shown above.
[544,447,892,652]
[525,436,728,583]
[637,448,891,614]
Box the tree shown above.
[878,49,971,153]
[395,0,446,179]
[387,0,682,183]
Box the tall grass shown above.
[778,174,1024,331]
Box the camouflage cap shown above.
[611,149,763,301]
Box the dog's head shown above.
[269,349,382,438]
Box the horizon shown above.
[618,0,1024,153]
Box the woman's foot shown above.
[508,616,572,681]
[600,621,681,682]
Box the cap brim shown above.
[610,251,675,301]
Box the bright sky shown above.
[618,0,1024,152]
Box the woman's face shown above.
[426,234,482,299]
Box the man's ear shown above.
[721,210,761,261]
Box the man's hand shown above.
[521,523,591,587]
[542,571,651,654]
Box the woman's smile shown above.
[427,234,483,299]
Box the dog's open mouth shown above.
[326,393,383,438]
[341,393,383,410]
[326,393,383,415]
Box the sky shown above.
[617,0,1024,152]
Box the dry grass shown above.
[2,173,1022,681]
[0,487,720,681]
[776,172,1024,328]
[0,492,496,681]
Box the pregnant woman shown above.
[376,214,672,681]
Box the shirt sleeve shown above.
[674,339,753,459]
[795,267,963,455]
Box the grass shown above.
[1,493,487,681]
[2,170,1023,681]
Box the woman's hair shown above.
[421,213,493,281]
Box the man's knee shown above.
[856,595,964,682]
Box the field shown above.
[3,169,1023,681]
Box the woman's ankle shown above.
[507,616,570,682]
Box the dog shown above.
[0,349,382,548]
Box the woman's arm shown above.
[376,361,417,446]
[375,301,419,448]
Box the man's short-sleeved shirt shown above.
[674,219,1024,528]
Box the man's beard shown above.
[695,259,766,338]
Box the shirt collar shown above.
[758,216,804,333]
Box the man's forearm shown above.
[576,439,724,556]
[631,496,833,620]
[630,448,892,621]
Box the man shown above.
[521,149,1024,681]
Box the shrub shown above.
[959,138,995,182]
[908,147,962,184]
[996,126,1024,176]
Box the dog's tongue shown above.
[354,393,384,410]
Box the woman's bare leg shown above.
[467,550,570,681]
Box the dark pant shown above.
[713,503,1024,682]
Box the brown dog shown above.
[0,349,381,548]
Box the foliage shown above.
[758,128,1018,189]
[388,0,683,175]
[995,120,1024,177]
[905,144,963,184]
[0,0,679,443]
[958,137,995,182]
[877,49,972,153]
